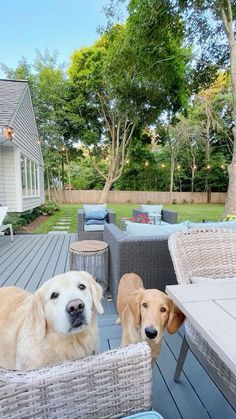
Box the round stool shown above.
[69,240,108,291]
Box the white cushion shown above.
[125,221,188,237]
[140,204,163,215]
[0,207,8,226]
[191,276,236,284]
[84,224,104,232]
[83,204,107,216]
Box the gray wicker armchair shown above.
[0,342,152,419]
[77,208,116,241]
[168,227,236,409]
[132,208,177,224]
[104,223,177,304]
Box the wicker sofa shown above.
[77,208,116,241]
[104,223,177,304]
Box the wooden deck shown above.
[0,234,236,419]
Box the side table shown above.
[69,240,108,291]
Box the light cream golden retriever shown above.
[0,271,104,370]
[117,273,185,363]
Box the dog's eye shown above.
[78,284,86,290]
[50,292,59,299]
[160,306,167,313]
[142,302,148,308]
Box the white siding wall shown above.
[0,146,18,211]
[0,147,6,205]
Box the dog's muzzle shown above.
[66,299,85,328]
[145,326,158,340]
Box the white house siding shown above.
[0,147,6,205]
[0,146,18,211]
[11,87,43,165]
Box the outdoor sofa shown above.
[104,218,236,305]
[104,223,177,304]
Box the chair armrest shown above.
[107,210,116,224]
[77,209,85,233]
[162,209,178,224]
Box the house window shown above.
[21,155,39,197]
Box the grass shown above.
[33,203,225,234]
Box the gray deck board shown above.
[0,234,235,419]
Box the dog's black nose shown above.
[145,326,158,339]
[66,299,84,315]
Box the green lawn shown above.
[33,203,225,234]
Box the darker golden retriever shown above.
[117,273,185,363]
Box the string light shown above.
[161,163,165,168]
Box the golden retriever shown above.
[0,271,104,370]
[117,273,185,363]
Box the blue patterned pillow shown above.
[85,219,105,225]
[85,210,107,221]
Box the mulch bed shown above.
[16,215,49,234]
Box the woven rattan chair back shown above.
[168,227,236,410]
[168,227,236,284]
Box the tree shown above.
[68,3,189,201]
[177,0,236,214]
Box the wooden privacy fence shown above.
[50,190,226,204]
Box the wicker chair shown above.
[0,342,152,419]
[168,227,236,409]
[77,208,116,241]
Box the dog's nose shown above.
[66,299,84,315]
[145,326,158,339]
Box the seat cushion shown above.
[188,221,236,229]
[84,224,105,231]
[125,221,188,237]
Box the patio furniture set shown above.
[0,205,236,417]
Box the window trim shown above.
[21,155,40,198]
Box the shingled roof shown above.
[0,79,28,126]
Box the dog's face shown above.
[127,289,184,345]
[34,271,104,336]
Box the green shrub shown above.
[3,213,26,229]
[37,201,60,216]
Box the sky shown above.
[0,0,126,77]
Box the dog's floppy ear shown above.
[25,291,47,341]
[79,271,104,314]
[126,289,144,326]
[166,299,185,334]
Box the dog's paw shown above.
[116,317,121,325]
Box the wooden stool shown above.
[69,240,108,291]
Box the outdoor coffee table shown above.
[166,281,236,375]
[69,240,108,291]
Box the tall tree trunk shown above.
[221,5,236,215]
[47,167,51,201]
[98,178,113,203]
[169,154,175,203]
